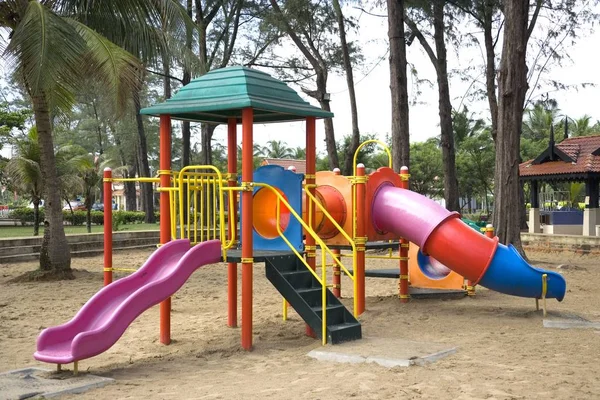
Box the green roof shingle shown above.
[140,66,333,123]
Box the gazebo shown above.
[519,130,600,236]
[140,66,333,350]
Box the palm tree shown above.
[452,106,486,148]
[570,115,594,137]
[291,146,306,160]
[5,127,43,236]
[264,140,293,159]
[522,103,559,141]
[1,1,189,277]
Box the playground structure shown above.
[33,66,567,373]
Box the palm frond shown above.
[5,156,43,196]
[67,20,142,114]
[4,2,86,111]
[55,0,197,65]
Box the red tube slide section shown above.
[371,185,497,284]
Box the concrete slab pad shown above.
[307,337,457,368]
[0,367,114,400]
[543,319,600,329]
[543,311,600,330]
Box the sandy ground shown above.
[1,248,599,400]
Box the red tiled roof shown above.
[262,158,307,174]
[520,134,600,177]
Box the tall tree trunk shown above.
[200,124,217,165]
[483,0,499,142]
[313,70,339,170]
[433,1,459,212]
[92,99,104,201]
[333,0,360,176]
[32,197,40,236]
[125,162,138,211]
[388,0,411,171]
[492,0,529,252]
[134,95,156,223]
[31,93,72,275]
[320,98,339,171]
[519,181,528,229]
[85,187,93,233]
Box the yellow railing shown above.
[175,166,236,259]
[253,182,357,345]
[351,140,392,239]
[303,189,358,291]
[352,139,392,176]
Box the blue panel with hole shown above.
[239,165,304,251]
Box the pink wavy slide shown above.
[34,239,222,364]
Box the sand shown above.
[1,248,599,399]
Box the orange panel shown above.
[312,171,353,246]
[408,243,465,290]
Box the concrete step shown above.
[0,238,159,257]
[0,230,159,249]
[0,244,157,264]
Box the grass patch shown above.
[0,223,159,239]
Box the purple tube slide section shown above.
[372,185,459,247]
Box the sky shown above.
[2,4,599,159]
[208,5,600,157]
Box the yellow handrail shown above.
[303,190,358,308]
[253,182,359,344]
[176,166,235,259]
[352,139,392,176]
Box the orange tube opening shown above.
[302,185,346,238]
[253,187,290,239]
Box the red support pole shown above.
[399,166,410,303]
[227,118,238,328]
[241,108,254,350]
[305,117,317,336]
[159,114,172,345]
[103,168,113,286]
[355,164,366,314]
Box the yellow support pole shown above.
[541,273,548,317]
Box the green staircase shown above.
[264,254,362,344]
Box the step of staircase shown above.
[265,254,361,345]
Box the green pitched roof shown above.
[140,66,333,124]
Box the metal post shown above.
[159,114,172,345]
[103,168,113,286]
[241,108,254,350]
[399,166,410,303]
[227,118,238,328]
[305,117,317,335]
[355,164,366,314]
[332,168,341,298]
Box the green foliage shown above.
[409,138,444,197]
[63,210,86,226]
[263,140,293,159]
[114,211,147,224]
[0,102,31,151]
[9,207,45,225]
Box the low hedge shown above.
[8,207,45,225]
[8,207,156,226]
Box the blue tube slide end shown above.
[478,244,566,301]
